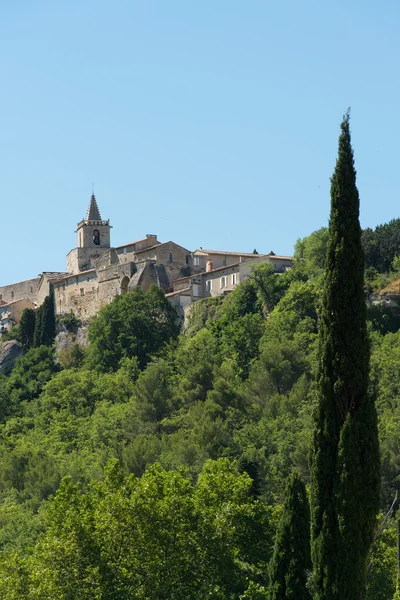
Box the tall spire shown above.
[86,193,101,221]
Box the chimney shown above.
[206,260,213,272]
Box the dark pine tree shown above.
[41,292,56,346]
[33,304,44,348]
[33,294,56,347]
[19,308,36,349]
[310,112,380,600]
[268,472,311,600]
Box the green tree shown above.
[5,346,59,418]
[58,342,87,369]
[19,309,36,350]
[268,472,311,600]
[310,112,380,600]
[294,227,329,279]
[362,219,400,273]
[251,263,287,313]
[87,285,179,372]
[33,294,56,348]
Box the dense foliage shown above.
[362,218,400,273]
[0,216,399,597]
[87,285,179,372]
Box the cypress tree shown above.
[310,111,380,600]
[19,308,36,349]
[33,303,44,348]
[41,292,56,346]
[33,294,56,347]
[268,472,311,600]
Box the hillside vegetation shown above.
[0,222,400,597]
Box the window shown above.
[168,252,173,264]
[232,273,237,285]
[194,256,200,266]
[93,229,100,246]
[206,280,212,293]
[220,276,227,289]
[193,284,200,297]
[11,291,14,299]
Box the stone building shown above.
[0,193,293,322]
[66,194,112,273]
[0,298,36,336]
[167,253,293,315]
[0,193,193,320]
[50,195,193,319]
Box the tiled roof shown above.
[0,298,35,308]
[42,272,69,280]
[52,269,96,284]
[165,287,191,297]
[194,249,266,257]
[134,243,163,254]
[174,262,242,283]
[194,249,292,260]
[135,241,189,254]
[114,238,152,250]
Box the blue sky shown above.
[1,0,399,285]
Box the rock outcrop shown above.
[0,341,24,375]
[54,324,89,359]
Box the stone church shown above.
[0,194,293,325]
[0,194,193,320]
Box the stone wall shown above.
[66,247,110,273]
[137,241,189,265]
[54,262,136,318]
[93,248,119,269]
[0,277,41,305]
[54,271,99,318]
[97,263,136,307]
[205,265,239,297]
[135,242,190,290]
[115,235,159,265]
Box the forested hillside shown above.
[1,224,400,597]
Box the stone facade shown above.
[0,277,41,305]
[0,272,68,309]
[47,197,193,318]
[1,193,293,323]
[170,254,293,314]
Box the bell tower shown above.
[66,193,112,274]
[77,194,111,249]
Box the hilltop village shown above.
[0,195,292,328]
